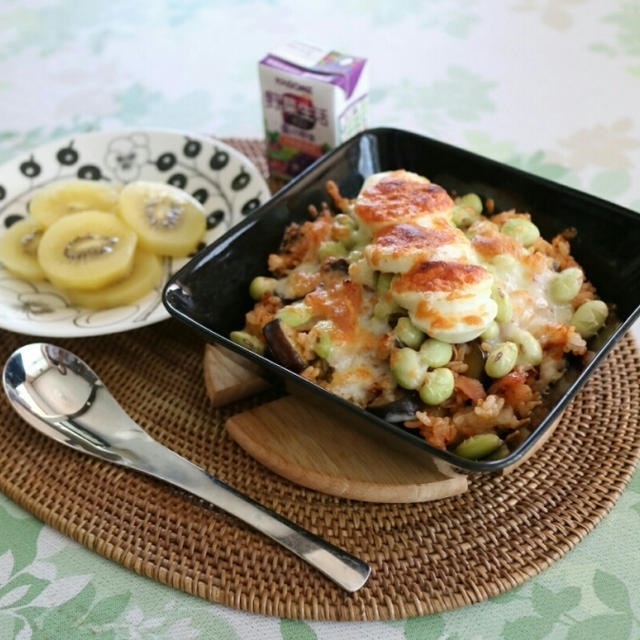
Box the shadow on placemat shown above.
[0,320,639,621]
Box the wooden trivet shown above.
[204,344,560,502]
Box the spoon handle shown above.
[123,437,370,592]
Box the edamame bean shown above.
[249,276,277,301]
[333,213,355,231]
[492,286,512,323]
[276,302,313,328]
[456,193,483,215]
[418,338,453,368]
[485,443,510,461]
[500,218,540,247]
[390,347,425,390]
[347,225,371,250]
[348,257,376,288]
[508,327,543,365]
[451,204,480,228]
[373,297,401,321]
[550,267,583,303]
[230,330,265,355]
[492,253,519,274]
[313,322,334,359]
[333,214,357,247]
[454,433,503,459]
[481,321,500,341]
[571,300,608,338]
[317,240,347,261]
[484,341,518,378]
[394,317,425,349]
[419,367,455,405]
[377,272,394,294]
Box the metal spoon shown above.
[2,342,370,592]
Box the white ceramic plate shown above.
[0,129,269,337]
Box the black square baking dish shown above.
[163,128,640,472]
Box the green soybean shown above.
[509,327,543,365]
[451,204,480,228]
[419,367,455,405]
[492,286,513,323]
[501,218,540,247]
[276,302,313,328]
[349,257,376,288]
[571,300,608,338]
[456,193,483,214]
[230,331,265,355]
[347,225,371,250]
[485,443,510,461]
[492,253,519,274]
[317,240,347,261]
[333,214,357,248]
[390,347,425,390]
[550,267,583,303]
[394,317,425,349]
[484,341,518,378]
[454,433,503,460]
[373,297,401,321]
[481,321,500,341]
[249,276,277,301]
[334,213,355,231]
[419,338,453,368]
[313,324,333,359]
[377,272,394,294]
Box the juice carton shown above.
[259,42,369,182]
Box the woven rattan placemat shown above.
[1,140,639,621]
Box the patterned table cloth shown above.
[1,1,639,638]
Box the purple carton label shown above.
[260,50,366,99]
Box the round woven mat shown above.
[0,139,639,622]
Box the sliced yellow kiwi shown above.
[38,210,137,290]
[0,218,46,280]
[30,179,121,227]
[63,250,163,309]
[118,181,205,257]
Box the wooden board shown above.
[225,395,468,503]
[203,345,467,502]
[203,343,270,407]
[203,344,560,502]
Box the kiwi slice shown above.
[118,181,205,257]
[0,218,46,280]
[64,250,163,309]
[38,210,137,290]
[30,179,121,227]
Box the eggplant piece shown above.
[263,318,307,373]
[323,257,349,272]
[463,341,487,379]
[368,395,422,423]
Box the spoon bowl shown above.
[2,342,371,592]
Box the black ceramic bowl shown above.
[163,128,640,472]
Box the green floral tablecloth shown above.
[1,1,639,638]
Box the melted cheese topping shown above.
[355,171,496,342]
[305,282,393,405]
[261,170,588,407]
[354,170,454,232]
[365,224,475,273]
[482,252,574,339]
[391,261,497,343]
